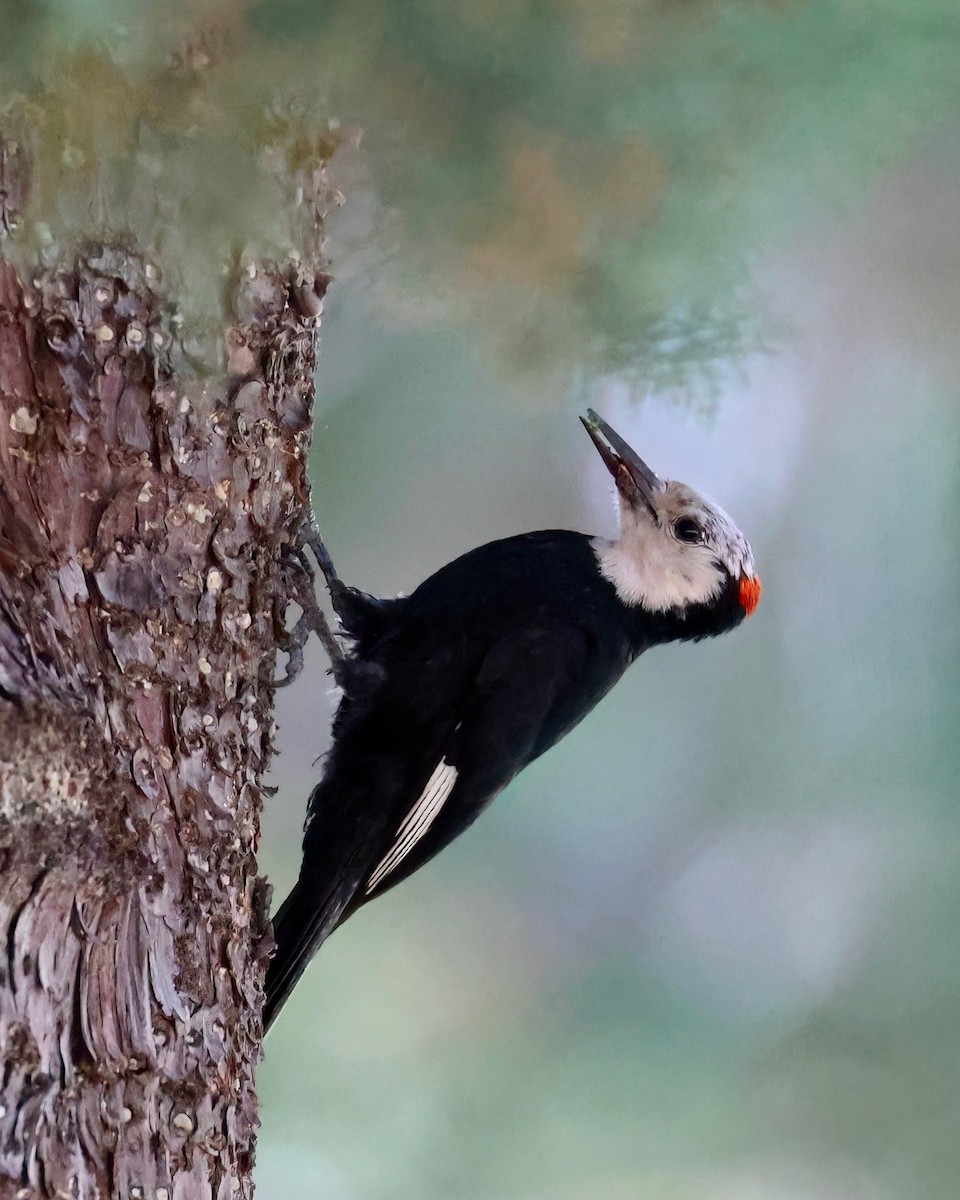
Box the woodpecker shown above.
[264,411,761,1030]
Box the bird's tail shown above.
[263,878,347,1033]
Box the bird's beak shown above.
[580,409,663,519]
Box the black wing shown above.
[353,617,598,904]
[265,618,601,1031]
[265,531,639,1030]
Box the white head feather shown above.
[595,480,756,613]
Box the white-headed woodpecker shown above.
[264,411,761,1030]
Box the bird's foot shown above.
[271,520,350,689]
[273,601,347,690]
[296,515,351,621]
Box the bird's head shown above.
[582,409,761,627]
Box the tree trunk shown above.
[0,178,326,1195]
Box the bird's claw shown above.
[271,517,351,689]
[272,609,309,689]
[297,516,351,621]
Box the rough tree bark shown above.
[0,128,331,1197]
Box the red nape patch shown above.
[739,575,762,617]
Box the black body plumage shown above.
[264,521,750,1031]
[262,415,758,1032]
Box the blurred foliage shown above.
[3,0,960,383]
[235,0,960,381]
[0,2,341,340]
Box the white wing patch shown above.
[366,758,458,894]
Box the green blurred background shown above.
[258,4,960,1198]
[263,197,960,1198]
[6,0,960,1195]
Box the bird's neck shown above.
[592,525,723,614]
[592,535,743,647]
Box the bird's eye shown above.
[674,517,703,544]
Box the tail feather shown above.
[263,879,346,1033]
[265,764,389,1032]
